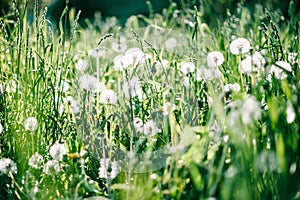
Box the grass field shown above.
[0,0,299,199]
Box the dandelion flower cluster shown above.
[0,158,17,174]
[24,117,38,132]
[28,152,43,169]
[98,158,119,179]
[49,143,67,161]
[79,75,103,93]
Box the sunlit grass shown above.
[0,0,299,199]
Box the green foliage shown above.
[0,0,299,199]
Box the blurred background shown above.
[0,0,299,28]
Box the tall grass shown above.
[0,0,299,199]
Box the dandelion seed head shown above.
[24,117,38,132]
[207,51,224,67]
[43,160,60,175]
[229,37,251,55]
[75,59,89,71]
[180,62,195,75]
[79,75,103,93]
[49,143,67,161]
[0,158,17,174]
[99,89,118,105]
[88,48,106,58]
[98,158,119,179]
[28,152,43,169]
[275,61,292,72]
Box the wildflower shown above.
[113,48,146,71]
[28,152,43,169]
[43,160,60,175]
[49,143,67,161]
[229,38,251,55]
[241,52,265,74]
[98,158,119,179]
[133,118,144,132]
[180,62,195,75]
[286,101,295,124]
[75,59,89,71]
[99,89,118,105]
[165,37,177,50]
[24,117,38,132]
[223,83,241,93]
[122,76,143,99]
[88,48,106,58]
[6,80,17,93]
[0,158,17,174]
[275,61,292,72]
[268,61,291,80]
[143,120,160,136]
[207,51,224,68]
[0,123,3,134]
[241,96,261,124]
[79,75,102,93]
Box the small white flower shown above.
[224,83,241,93]
[98,158,119,179]
[229,38,251,55]
[99,89,118,105]
[49,143,67,161]
[0,123,3,134]
[0,158,17,174]
[143,120,160,136]
[79,75,102,93]
[286,101,295,124]
[165,37,177,50]
[75,59,89,71]
[241,52,265,74]
[28,152,43,169]
[43,160,60,175]
[88,48,106,58]
[24,117,38,132]
[6,80,17,93]
[180,62,195,75]
[268,63,289,80]
[114,48,146,71]
[275,61,292,72]
[207,51,224,68]
[133,118,144,133]
[241,96,261,124]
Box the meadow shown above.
[0,0,299,199]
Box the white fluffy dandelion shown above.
[241,52,265,74]
[24,117,38,132]
[79,75,102,93]
[241,96,261,124]
[180,62,195,75]
[89,48,106,58]
[0,158,17,174]
[99,89,118,105]
[207,51,224,68]
[229,38,251,55]
[43,160,60,175]
[76,59,89,71]
[98,158,119,179]
[268,61,292,80]
[28,152,43,169]
[49,143,67,161]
